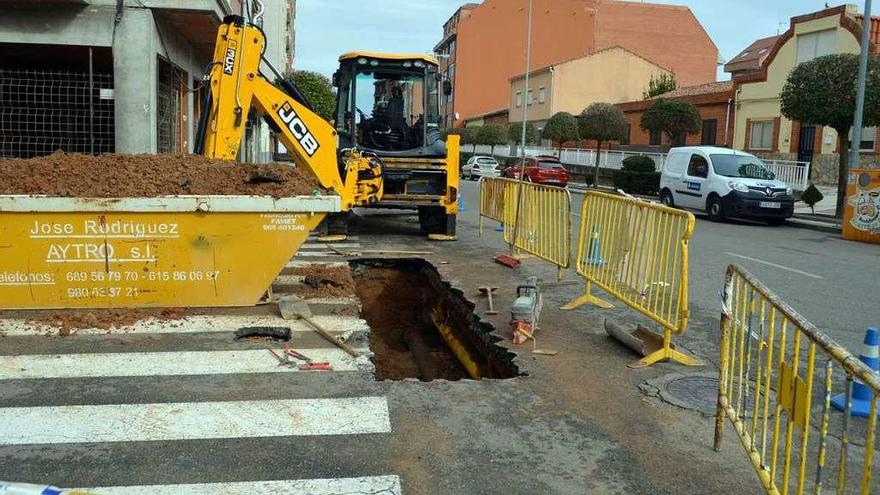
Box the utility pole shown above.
[848,0,872,215]
[511,0,533,254]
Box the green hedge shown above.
[611,170,661,196]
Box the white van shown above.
[659,146,794,225]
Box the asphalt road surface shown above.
[461,179,880,356]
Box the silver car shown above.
[463,156,502,180]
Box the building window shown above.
[649,129,661,146]
[538,86,546,104]
[620,124,631,145]
[796,29,835,65]
[673,132,687,147]
[515,91,522,107]
[701,119,718,146]
[526,88,533,106]
[848,126,877,152]
[449,39,456,54]
[749,120,774,150]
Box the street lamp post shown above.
[510,0,533,254]
[849,0,872,188]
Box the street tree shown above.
[508,122,537,146]
[457,126,478,152]
[642,72,677,99]
[542,112,579,154]
[781,53,880,217]
[578,103,628,187]
[283,71,335,121]
[476,124,508,155]
[640,99,701,145]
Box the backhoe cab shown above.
[198,13,458,237]
[333,53,459,236]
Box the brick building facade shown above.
[436,0,718,127]
[617,81,735,150]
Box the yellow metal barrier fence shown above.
[715,264,879,495]
[561,191,698,367]
[503,180,572,274]
[478,177,572,278]
[478,177,508,227]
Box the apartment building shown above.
[0,0,295,161]
[436,0,719,127]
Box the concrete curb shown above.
[787,217,842,234]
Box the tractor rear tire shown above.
[418,206,456,236]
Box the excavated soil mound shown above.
[29,308,186,336]
[289,265,356,298]
[0,151,322,198]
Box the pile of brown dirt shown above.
[289,265,356,298]
[0,151,323,198]
[30,308,186,336]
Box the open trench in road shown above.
[351,258,520,382]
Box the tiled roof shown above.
[652,80,733,99]
[724,35,780,74]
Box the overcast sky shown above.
[293,0,850,80]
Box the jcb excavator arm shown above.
[196,16,382,210]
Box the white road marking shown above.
[84,476,402,495]
[0,397,391,445]
[299,243,361,250]
[725,252,824,280]
[285,261,349,268]
[0,347,372,380]
[273,274,305,285]
[0,314,367,336]
[295,251,351,257]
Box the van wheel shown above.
[660,189,674,207]
[707,195,725,222]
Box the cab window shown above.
[687,154,709,178]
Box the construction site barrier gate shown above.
[478,177,572,279]
[715,264,879,495]
[561,191,698,368]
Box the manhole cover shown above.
[641,372,775,417]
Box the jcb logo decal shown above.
[277,102,320,157]
[223,40,238,75]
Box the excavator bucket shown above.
[0,195,339,309]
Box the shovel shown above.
[278,295,360,357]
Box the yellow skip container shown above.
[0,195,340,309]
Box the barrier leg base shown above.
[561,293,614,310]
[317,235,347,243]
[629,346,703,369]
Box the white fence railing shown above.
[466,145,811,190]
[763,159,810,190]
[469,145,666,171]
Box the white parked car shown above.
[659,146,794,225]
[463,156,502,180]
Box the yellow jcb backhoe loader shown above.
[194,6,459,238]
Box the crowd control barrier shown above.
[715,264,879,495]
[561,191,698,367]
[479,178,572,279]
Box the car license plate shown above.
[759,201,781,209]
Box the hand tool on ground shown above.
[478,286,499,315]
[267,347,333,371]
[278,295,361,357]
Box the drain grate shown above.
[641,372,775,417]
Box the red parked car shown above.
[503,156,570,186]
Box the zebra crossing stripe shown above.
[83,475,401,495]
[0,348,371,380]
[285,261,349,268]
[0,315,367,337]
[0,397,391,445]
[298,242,361,250]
